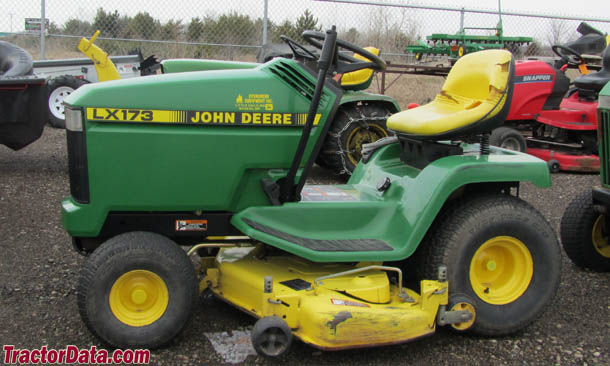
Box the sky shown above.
[4,0,610,43]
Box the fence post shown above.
[263,0,269,45]
[40,0,45,60]
[459,8,465,34]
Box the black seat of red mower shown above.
[574,45,610,93]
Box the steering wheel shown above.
[280,35,318,61]
[551,44,584,66]
[302,30,386,73]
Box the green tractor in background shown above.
[160,36,399,176]
[561,81,610,271]
[62,28,561,356]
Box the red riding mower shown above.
[492,23,610,172]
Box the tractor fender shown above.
[346,143,553,262]
[339,90,401,113]
[230,143,552,263]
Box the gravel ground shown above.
[1,127,609,366]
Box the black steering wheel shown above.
[302,30,386,73]
[552,44,584,66]
[280,35,318,61]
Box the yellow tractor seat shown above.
[387,50,514,141]
[340,47,380,91]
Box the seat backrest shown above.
[340,47,379,91]
[430,49,514,139]
[603,43,610,69]
[386,50,514,140]
[442,50,511,103]
[573,44,610,93]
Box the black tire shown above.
[415,53,423,61]
[319,103,391,176]
[548,159,561,173]
[417,193,561,336]
[560,190,610,272]
[77,231,198,349]
[490,126,527,153]
[47,75,89,128]
[251,316,293,357]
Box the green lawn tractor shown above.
[62,27,561,356]
[560,81,610,271]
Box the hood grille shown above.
[268,61,317,101]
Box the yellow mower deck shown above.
[201,246,451,350]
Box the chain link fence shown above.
[3,0,610,105]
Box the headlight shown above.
[65,107,83,132]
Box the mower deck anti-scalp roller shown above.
[61,26,561,356]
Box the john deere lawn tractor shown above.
[560,81,610,271]
[62,27,561,356]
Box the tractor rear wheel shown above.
[318,103,391,176]
[77,231,198,349]
[560,189,610,271]
[490,126,526,152]
[417,193,561,336]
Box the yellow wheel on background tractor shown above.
[78,232,198,349]
[561,189,610,271]
[417,193,561,336]
[345,123,389,168]
[318,103,391,176]
[592,216,610,258]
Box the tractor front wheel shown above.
[318,103,391,176]
[77,231,198,349]
[418,193,561,336]
[560,190,610,271]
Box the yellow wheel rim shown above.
[469,236,533,305]
[450,302,476,331]
[592,216,610,258]
[109,270,169,327]
[345,124,388,167]
[458,46,464,57]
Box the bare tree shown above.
[546,19,568,47]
